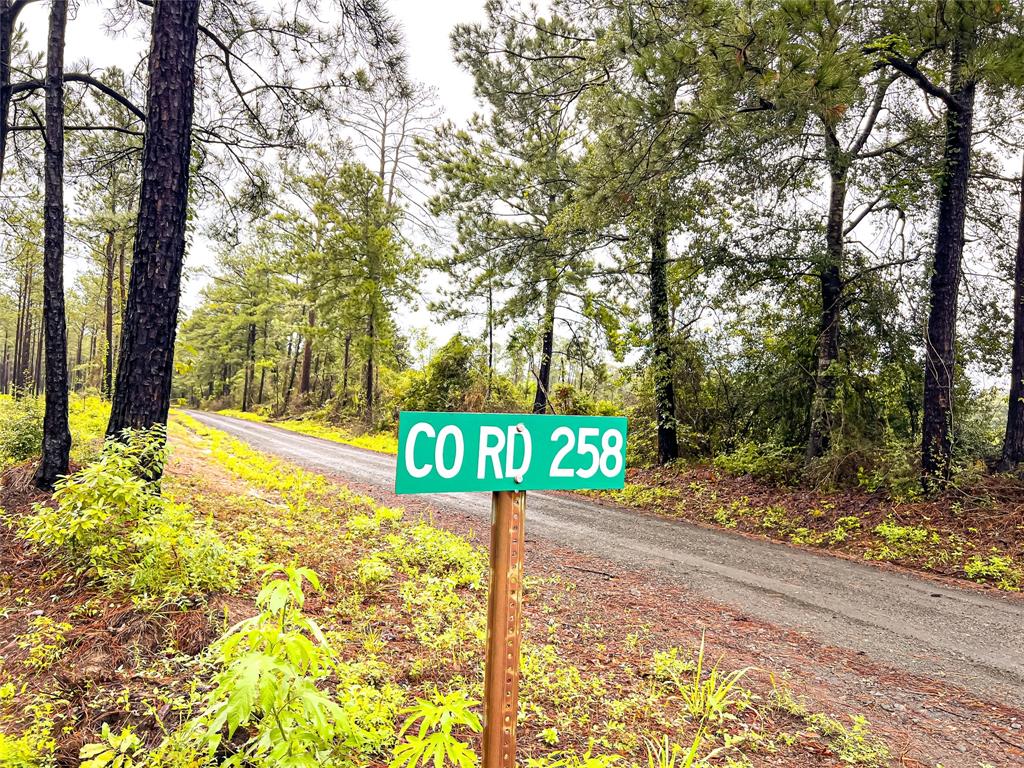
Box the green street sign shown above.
[395,411,628,494]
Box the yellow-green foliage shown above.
[0,394,109,471]
[865,520,940,561]
[771,687,890,767]
[18,427,249,601]
[218,408,399,454]
[964,553,1023,591]
[16,616,72,672]
[604,483,677,509]
[69,396,112,464]
[674,635,751,725]
[390,690,482,768]
[0,395,43,470]
[177,411,329,499]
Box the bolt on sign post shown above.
[395,411,628,768]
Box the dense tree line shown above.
[3,0,1024,493]
[0,0,400,484]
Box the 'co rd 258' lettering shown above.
[403,424,624,481]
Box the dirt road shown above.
[184,410,1024,704]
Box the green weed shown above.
[964,553,1023,590]
[16,616,72,672]
[390,689,482,768]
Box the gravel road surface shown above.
[183,410,1024,702]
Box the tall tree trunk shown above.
[102,230,115,398]
[921,32,976,490]
[34,0,70,490]
[1,329,8,393]
[88,330,96,387]
[256,320,268,404]
[807,164,847,462]
[364,309,376,425]
[0,0,31,190]
[299,307,314,396]
[32,320,42,395]
[12,266,25,392]
[14,265,32,394]
[649,206,679,464]
[486,281,493,403]
[74,320,84,390]
[999,155,1024,470]
[532,279,557,414]
[342,332,351,403]
[284,333,300,408]
[118,237,127,311]
[242,321,256,411]
[107,0,199,449]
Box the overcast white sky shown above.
[16,0,486,335]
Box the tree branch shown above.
[878,54,958,109]
[11,73,145,121]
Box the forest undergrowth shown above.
[0,399,903,768]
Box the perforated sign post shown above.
[395,412,628,768]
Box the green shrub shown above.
[357,554,395,588]
[16,616,72,672]
[389,524,487,589]
[18,427,245,601]
[964,553,1023,591]
[390,689,481,768]
[866,520,939,561]
[713,441,801,484]
[0,396,43,470]
[186,564,372,767]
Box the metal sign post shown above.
[394,411,628,768]
[483,490,526,768]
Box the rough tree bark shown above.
[34,0,70,490]
[242,322,256,412]
[364,308,376,425]
[102,230,115,398]
[13,264,32,394]
[999,155,1024,471]
[342,332,351,403]
[649,206,679,464]
[32,324,41,395]
[299,307,314,396]
[807,153,847,461]
[256,320,268,405]
[532,278,557,414]
[106,0,199,449]
[0,0,38,188]
[921,30,976,489]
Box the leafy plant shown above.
[16,616,72,671]
[651,646,696,687]
[0,395,43,470]
[676,634,751,724]
[964,553,1022,590]
[524,745,622,768]
[713,441,800,484]
[771,686,890,767]
[80,723,143,768]
[18,426,245,600]
[389,689,481,768]
[189,564,362,767]
[866,520,939,561]
[644,734,704,768]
